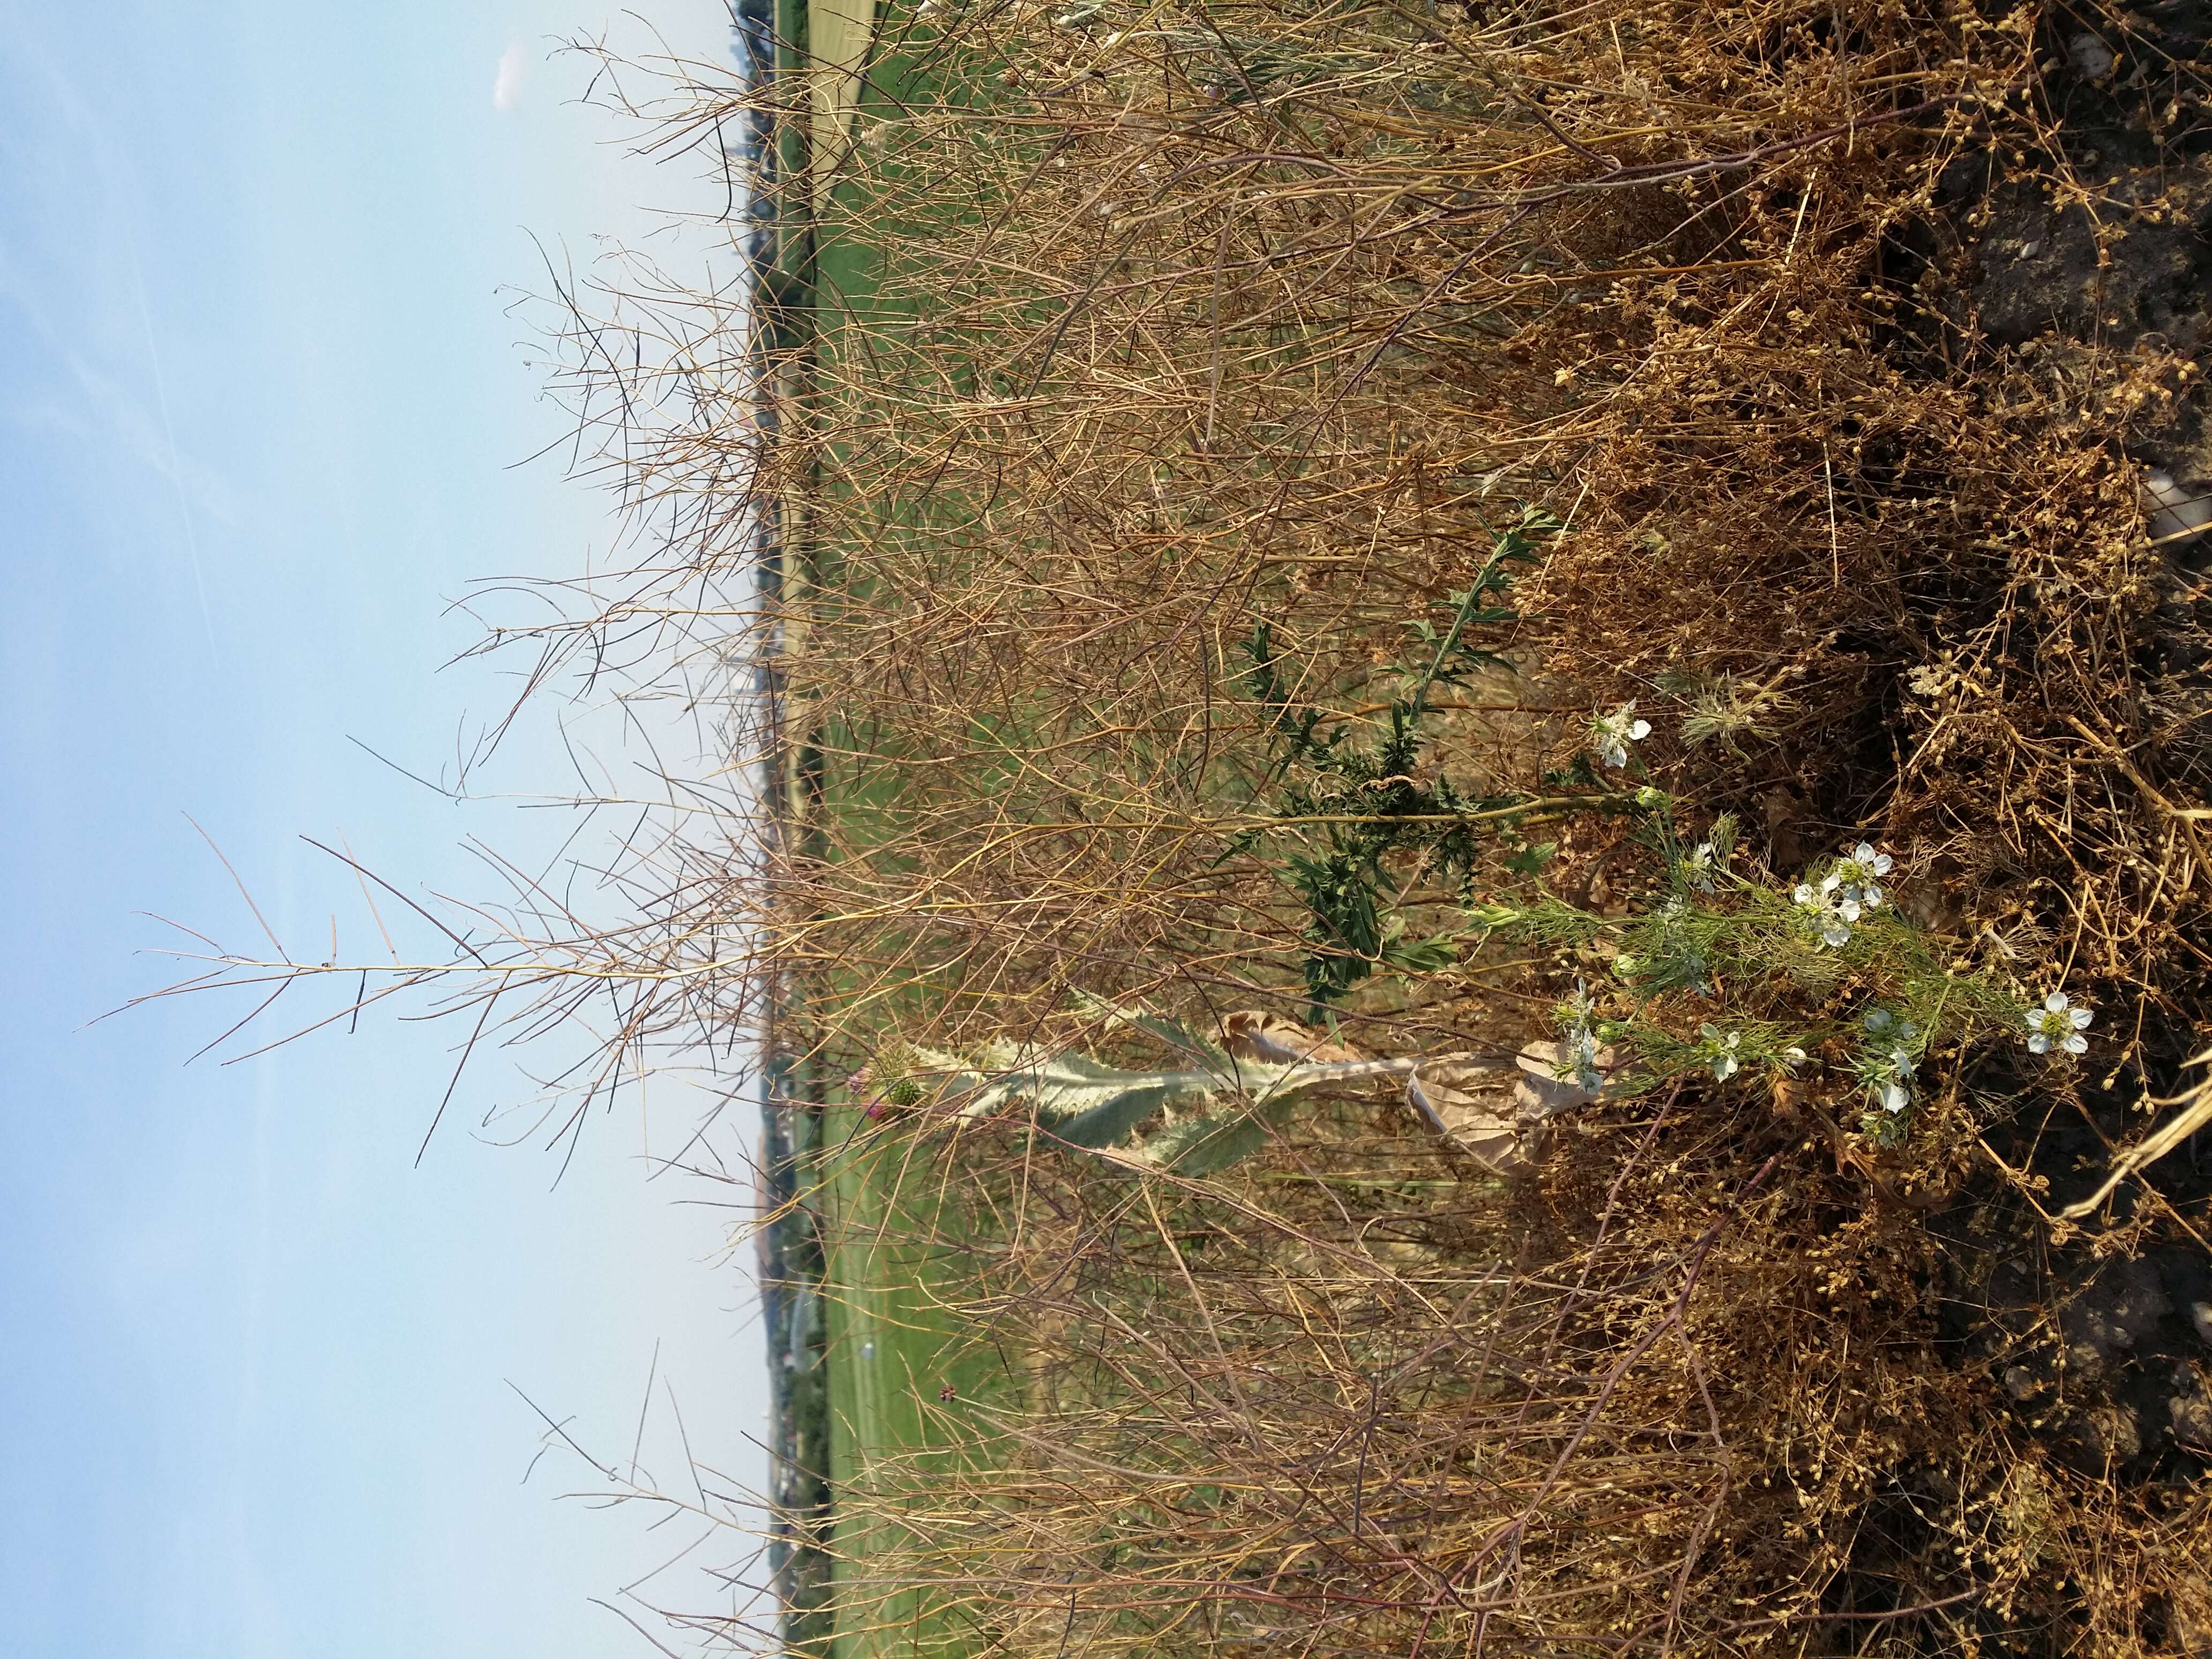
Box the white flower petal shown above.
[2069,1008,2093,1029]
[2044,991,2068,1013]
[2028,1033,2051,1054]
[2063,1034,2088,1054]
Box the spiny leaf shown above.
[1044,1080,1179,1149]
[1145,1099,1291,1174]
[906,1045,1430,1169]
[1071,988,1234,1071]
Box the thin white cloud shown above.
[492,41,526,112]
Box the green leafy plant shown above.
[1468,800,2085,1144]
[1238,506,1616,1008]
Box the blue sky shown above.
[1,4,766,1655]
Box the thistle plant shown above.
[1237,506,1631,1008]
[856,998,1479,1176]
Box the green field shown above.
[821,1112,1013,1658]
[775,7,1017,1653]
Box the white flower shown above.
[1854,1044,1914,1115]
[1555,980,1604,1090]
[2024,990,2093,1056]
[1684,841,1718,891]
[1589,702,1652,768]
[1850,1010,1920,1117]
[1700,1023,1742,1082]
[1862,1008,1917,1044]
[1819,873,1865,925]
[1826,842,1893,913]
[1566,1027,1603,1092]
[1780,1045,1810,1070]
[1793,882,1854,948]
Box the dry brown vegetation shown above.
[744,2,2212,1646]
[161,0,2212,1652]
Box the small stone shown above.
[2072,1402,2142,1466]
[2069,33,2116,80]
[2145,469,2212,548]
[2060,1257,2172,1367]
[2171,1374,2212,1450]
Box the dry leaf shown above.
[1407,1042,1632,1175]
[1406,1060,1526,1175]
[1221,1010,1368,1066]
[1510,1040,1626,1120]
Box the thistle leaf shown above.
[1143,1101,1288,1174]
[910,1042,1427,1167]
[1070,989,1234,1071]
[1043,1080,1179,1149]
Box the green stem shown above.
[1403,549,1506,730]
